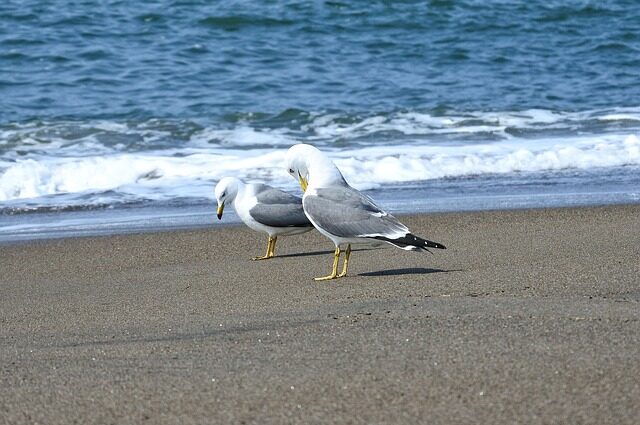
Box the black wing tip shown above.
[373,233,446,251]
[430,241,446,250]
[420,239,446,250]
[406,233,446,250]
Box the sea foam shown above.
[1,133,638,203]
[1,109,640,208]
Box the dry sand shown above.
[1,205,639,424]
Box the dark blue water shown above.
[2,0,639,122]
[1,0,640,241]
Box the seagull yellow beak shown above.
[217,202,225,220]
[298,174,308,192]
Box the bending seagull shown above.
[215,177,313,260]
[285,144,446,280]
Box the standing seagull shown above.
[285,144,446,280]
[215,177,313,260]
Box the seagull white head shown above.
[215,176,243,219]
[285,144,346,192]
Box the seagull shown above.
[285,144,446,280]
[215,177,313,260]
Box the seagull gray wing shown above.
[249,185,312,228]
[303,186,408,238]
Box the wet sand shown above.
[1,205,639,424]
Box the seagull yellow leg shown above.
[252,236,275,261]
[268,236,277,257]
[314,246,341,281]
[337,244,351,277]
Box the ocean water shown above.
[1,1,640,241]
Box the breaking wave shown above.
[1,108,640,210]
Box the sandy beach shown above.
[1,205,639,424]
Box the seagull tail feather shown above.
[373,233,446,252]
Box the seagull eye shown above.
[288,168,294,174]
[221,191,226,197]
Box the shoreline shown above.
[1,205,639,424]
[2,190,639,244]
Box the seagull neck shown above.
[309,161,347,188]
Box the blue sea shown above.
[1,1,639,241]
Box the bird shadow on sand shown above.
[359,267,461,277]
[276,248,375,259]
